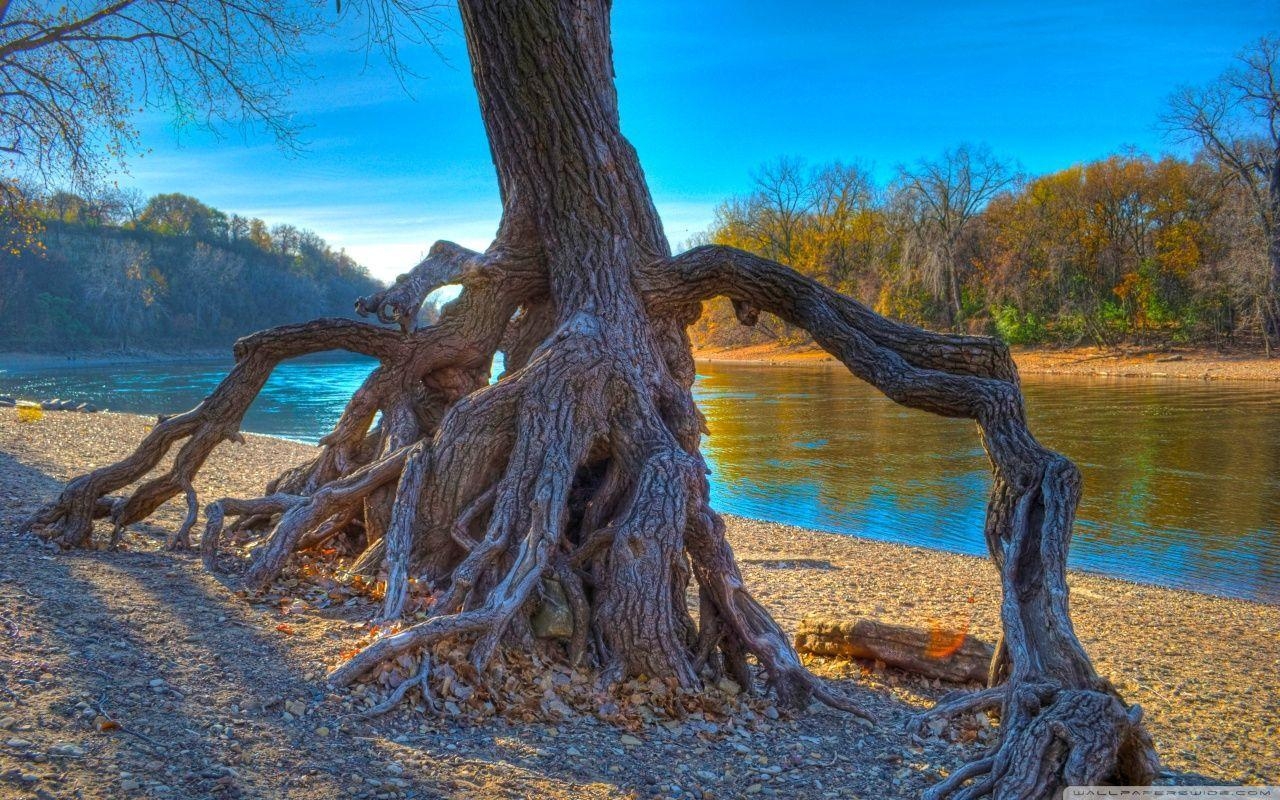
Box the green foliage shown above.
[992,306,1047,345]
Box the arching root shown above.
[651,245,1160,798]
[25,235,1158,800]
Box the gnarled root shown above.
[652,245,1159,799]
[921,686,1153,800]
[28,234,1157,799]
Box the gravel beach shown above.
[1,408,1277,799]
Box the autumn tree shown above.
[896,144,1020,329]
[27,3,1158,798]
[1167,35,1280,346]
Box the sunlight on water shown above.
[3,355,1277,603]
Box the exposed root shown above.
[357,658,436,718]
[242,447,411,592]
[654,245,1159,797]
[28,232,1157,799]
[201,493,304,570]
[908,686,1008,738]
[164,482,199,551]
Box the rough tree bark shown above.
[25,1,1158,797]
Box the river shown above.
[3,353,1277,603]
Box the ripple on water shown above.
[3,356,1277,603]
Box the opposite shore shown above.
[7,342,1279,382]
[692,342,1280,382]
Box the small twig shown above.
[354,658,435,718]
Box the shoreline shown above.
[7,342,1279,382]
[693,342,1280,382]
[0,348,229,372]
[1,408,1277,796]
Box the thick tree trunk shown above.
[23,2,1158,798]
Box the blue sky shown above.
[121,0,1276,281]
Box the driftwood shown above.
[795,618,994,683]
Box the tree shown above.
[27,3,1158,798]
[1166,36,1280,347]
[81,237,161,350]
[897,144,1019,328]
[0,0,313,192]
[139,193,221,239]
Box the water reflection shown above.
[3,355,1277,602]
[694,361,1280,604]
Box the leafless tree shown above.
[897,143,1020,327]
[1166,35,1280,345]
[0,0,323,193]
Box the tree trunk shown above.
[24,2,1158,797]
[1266,145,1280,346]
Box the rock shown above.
[6,738,34,748]
[315,727,330,737]
[76,403,99,413]
[716,678,741,696]
[149,678,166,689]
[0,717,16,730]
[619,734,642,746]
[531,578,573,639]
[49,743,86,757]
[0,396,15,407]
[285,699,307,716]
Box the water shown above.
[3,354,1277,603]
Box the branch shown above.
[355,240,483,331]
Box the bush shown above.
[992,305,1047,345]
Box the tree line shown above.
[693,38,1280,353]
[0,188,383,351]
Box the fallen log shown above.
[794,617,993,683]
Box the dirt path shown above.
[2,409,1277,799]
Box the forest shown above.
[691,146,1276,351]
[0,188,382,351]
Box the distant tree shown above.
[180,242,244,333]
[896,144,1019,328]
[82,238,161,350]
[1167,36,1280,347]
[139,193,219,239]
[111,187,148,227]
[247,218,273,252]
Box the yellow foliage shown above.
[16,402,43,423]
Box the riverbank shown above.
[1,409,1276,797]
[1,349,228,373]
[693,342,1280,382]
